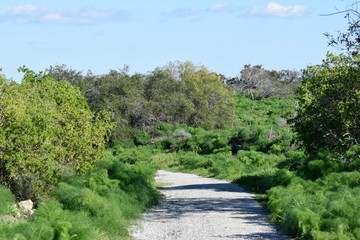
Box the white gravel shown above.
[130,170,289,240]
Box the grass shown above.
[0,150,160,240]
[0,185,16,215]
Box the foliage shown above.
[231,95,297,153]
[0,69,112,199]
[267,172,360,239]
[0,150,159,240]
[175,62,236,129]
[160,127,232,154]
[144,67,195,125]
[47,62,236,143]
[293,53,360,156]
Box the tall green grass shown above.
[267,171,360,239]
[0,150,160,240]
[0,185,16,215]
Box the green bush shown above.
[294,53,360,156]
[0,69,112,199]
[182,131,230,154]
[157,127,233,154]
[208,153,244,179]
[234,168,295,194]
[302,150,343,180]
[178,152,213,170]
[237,150,284,168]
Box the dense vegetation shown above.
[1,54,358,239]
[0,150,159,239]
[0,68,113,200]
[2,4,360,239]
[0,70,159,239]
[47,62,237,144]
[46,62,301,144]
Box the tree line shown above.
[46,62,301,144]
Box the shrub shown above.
[0,69,112,199]
[293,53,360,156]
[208,153,244,179]
[180,129,232,154]
[178,152,213,170]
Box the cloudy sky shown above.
[0,1,350,81]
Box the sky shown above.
[0,0,352,81]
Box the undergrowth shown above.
[0,150,159,240]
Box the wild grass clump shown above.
[267,171,360,239]
[207,152,244,180]
[234,169,295,194]
[0,185,16,215]
[0,199,103,240]
[178,152,213,170]
[0,149,159,240]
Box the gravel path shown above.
[130,170,288,240]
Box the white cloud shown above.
[81,9,109,18]
[0,5,127,24]
[164,3,231,20]
[170,7,200,17]
[210,3,227,12]
[0,4,39,15]
[42,13,66,22]
[252,2,306,17]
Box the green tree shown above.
[177,61,236,129]
[46,62,237,141]
[0,68,112,199]
[86,68,150,143]
[145,67,195,124]
[293,53,360,156]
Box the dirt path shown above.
[130,170,288,240]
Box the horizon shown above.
[0,1,350,81]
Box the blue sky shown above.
[0,1,351,81]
